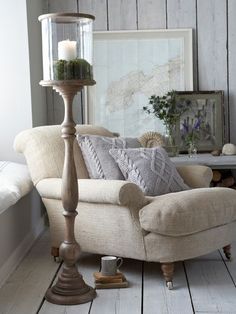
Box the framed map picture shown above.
[86,29,193,137]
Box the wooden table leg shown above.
[161,262,174,290]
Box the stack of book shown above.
[93,271,128,289]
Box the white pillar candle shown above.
[58,39,77,61]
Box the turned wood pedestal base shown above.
[46,265,96,305]
[40,80,96,305]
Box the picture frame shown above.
[85,29,193,137]
[176,91,224,152]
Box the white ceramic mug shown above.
[101,256,123,276]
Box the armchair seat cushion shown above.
[139,187,236,236]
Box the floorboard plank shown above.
[3,231,236,314]
[185,254,236,313]
[39,253,100,314]
[0,230,59,314]
[193,250,222,261]
[90,259,142,314]
[143,261,193,314]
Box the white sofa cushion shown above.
[0,161,33,214]
[139,187,236,236]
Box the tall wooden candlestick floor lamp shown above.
[38,13,96,305]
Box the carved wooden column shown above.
[40,81,96,305]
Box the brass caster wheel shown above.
[166,281,173,290]
[223,245,232,262]
[225,253,233,262]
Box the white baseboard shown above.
[0,215,46,288]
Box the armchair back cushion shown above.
[14,125,114,185]
[78,135,140,180]
[109,147,189,196]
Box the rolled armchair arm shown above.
[176,165,213,188]
[36,178,147,209]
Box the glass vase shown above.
[163,124,179,157]
[188,142,198,158]
[38,13,95,82]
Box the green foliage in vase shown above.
[54,58,93,80]
[143,90,188,127]
[182,117,201,147]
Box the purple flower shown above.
[193,118,201,130]
[182,120,189,133]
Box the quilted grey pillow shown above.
[109,146,189,196]
[78,135,141,179]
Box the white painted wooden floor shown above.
[1,230,236,314]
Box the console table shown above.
[171,154,236,170]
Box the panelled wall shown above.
[45,0,236,144]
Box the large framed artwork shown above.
[176,91,224,152]
[86,29,193,137]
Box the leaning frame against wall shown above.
[176,90,224,152]
[86,29,193,137]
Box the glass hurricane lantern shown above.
[38,13,96,305]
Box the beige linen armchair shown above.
[14,125,236,289]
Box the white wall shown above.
[26,0,47,128]
[0,0,46,162]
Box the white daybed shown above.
[0,161,33,214]
[0,161,45,287]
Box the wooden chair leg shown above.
[51,247,61,263]
[223,244,232,261]
[161,262,174,290]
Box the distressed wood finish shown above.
[185,256,236,313]
[193,249,222,261]
[2,234,236,313]
[161,262,174,290]
[79,0,107,31]
[48,0,77,13]
[0,231,60,314]
[39,254,99,314]
[46,0,236,143]
[161,263,174,282]
[78,0,108,117]
[107,0,137,30]
[40,81,96,305]
[167,0,197,89]
[137,0,166,29]
[221,241,236,281]
[91,260,142,314]
[143,262,193,314]
[228,0,236,143]
[197,0,229,141]
[167,0,195,28]
[51,247,59,258]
